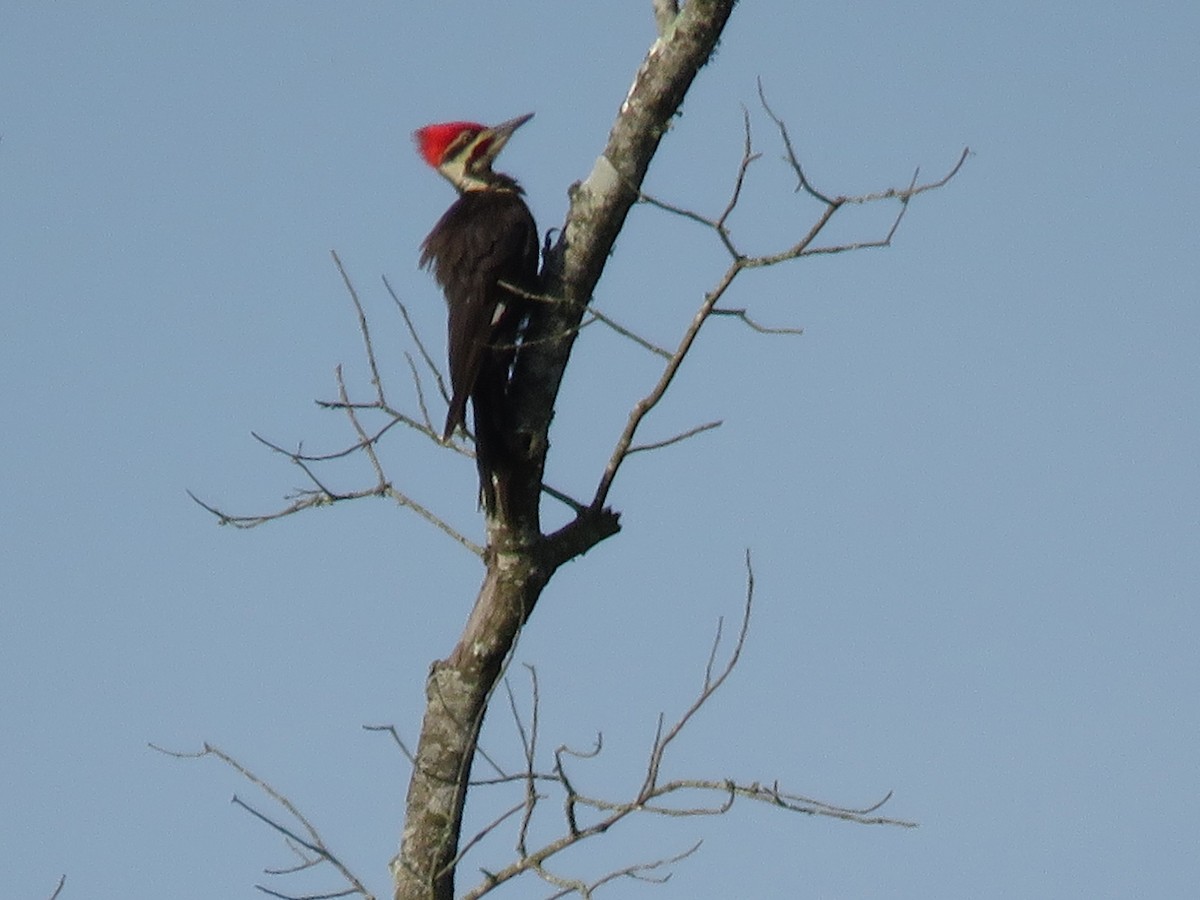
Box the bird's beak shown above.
[479,112,534,161]
[491,112,534,138]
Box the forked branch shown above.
[150,742,375,900]
[366,551,909,899]
[592,91,967,510]
[190,255,593,545]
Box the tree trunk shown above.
[392,4,738,898]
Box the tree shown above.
[177,3,965,898]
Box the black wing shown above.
[420,190,539,442]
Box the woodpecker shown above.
[415,113,540,510]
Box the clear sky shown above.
[3,2,1198,898]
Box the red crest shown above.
[414,122,483,167]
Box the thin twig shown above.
[252,419,408,463]
[264,839,321,876]
[210,386,483,552]
[150,743,373,898]
[458,552,913,900]
[499,279,672,359]
[332,250,386,405]
[381,485,484,556]
[540,482,589,514]
[641,550,754,799]
[757,78,836,205]
[584,306,672,359]
[444,801,527,877]
[627,420,722,455]
[335,364,386,485]
[591,260,744,511]
[543,841,701,899]
[614,91,965,511]
[711,307,804,335]
[404,352,435,433]
[717,108,761,234]
[362,724,416,765]
[383,274,451,407]
[508,666,542,856]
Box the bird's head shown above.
[414,112,533,193]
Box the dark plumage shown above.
[414,114,539,513]
[420,188,539,443]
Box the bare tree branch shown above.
[543,841,700,900]
[755,78,837,206]
[633,107,759,262]
[710,307,804,335]
[640,549,754,800]
[382,275,451,409]
[151,743,375,899]
[627,420,722,455]
[187,470,482,557]
[182,5,960,898]
[187,258,485,554]
[403,353,436,434]
[590,258,743,511]
[591,89,966,511]
[332,250,387,407]
[362,723,417,766]
[444,801,526,883]
[500,279,672,360]
[451,550,912,898]
[583,305,673,359]
[507,666,541,856]
[335,364,386,485]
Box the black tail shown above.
[469,357,510,514]
[442,393,469,442]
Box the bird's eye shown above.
[447,130,480,158]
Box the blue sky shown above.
[2,2,1198,898]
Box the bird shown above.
[415,113,540,511]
